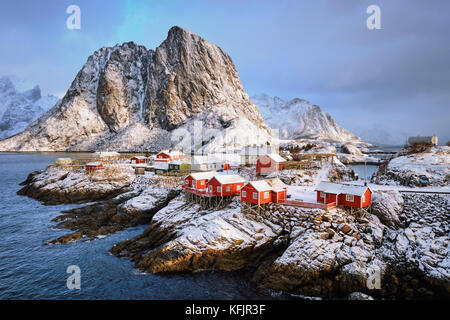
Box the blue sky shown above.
[1,0,449,144]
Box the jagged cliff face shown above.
[0,27,271,152]
[252,93,361,143]
[0,76,59,140]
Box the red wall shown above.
[256,157,280,175]
[241,184,272,204]
[131,157,146,164]
[316,191,336,204]
[185,176,194,188]
[195,178,208,189]
[272,190,286,203]
[207,177,244,196]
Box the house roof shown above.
[212,174,245,185]
[158,150,184,156]
[169,160,185,165]
[86,162,102,166]
[315,181,371,196]
[132,156,147,159]
[189,171,217,180]
[265,178,288,192]
[265,153,287,163]
[154,163,169,170]
[245,180,272,192]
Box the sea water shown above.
[0,153,274,300]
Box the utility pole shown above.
[364,161,367,186]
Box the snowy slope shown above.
[0,76,59,140]
[252,93,361,143]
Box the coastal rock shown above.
[111,200,285,273]
[48,177,181,243]
[341,144,363,156]
[17,165,135,205]
[372,146,449,187]
[371,191,403,227]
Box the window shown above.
[226,186,230,192]
[185,179,188,185]
[236,185,241,190]
[209,186,212,192]
[217,186,222,192]
[320,191,325,198]
[242,190,246,198]
[362,195,366,203]
[264,191,270,199]
[200,180,205,185]
[253,192,257,199]
[346,194,354,202]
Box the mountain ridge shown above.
[0,76,59,140]
[0,27,272,152]
[252,93,361,143]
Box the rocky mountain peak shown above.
[252,93,361,143]
[0,27,271,152]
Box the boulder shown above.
[371,191,404,227]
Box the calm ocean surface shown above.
[0,153,275,300]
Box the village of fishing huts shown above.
[51,144,374,216]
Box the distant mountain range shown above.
[252,93,361,143]
[0,76,59,140]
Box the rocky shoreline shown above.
[17,165,450,299]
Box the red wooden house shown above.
[184,171,216,190]
[256,153,286,175]
[85,162,103,172]
[240,180,273,205]
[207,175,245,197]
[155,150,185,163]
[265,178,288,203]
[315,181,372,209]
[130,156,147,164]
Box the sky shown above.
[0,0,449,145]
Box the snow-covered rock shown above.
[373,146,450,187]
[0,76,59,139]
[0,27,271,152]
[18,164,135,204]
[371,190,404,227]
[111,200,285,273]
[341,143,363,156]
[252,93,360,143]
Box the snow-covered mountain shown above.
[0,76,59,140]
[252,93,361,143]
[0,27,272,152]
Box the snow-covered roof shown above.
[189,171,217,180]
[212,174,245,185]
[154,163,169,170]
[265,153,286,163]
[169,160,185,165]
[246,180,272,192]
[132,156,147,159]
[158,150,184,156]
[86,162,102,166]
[94,151,120,158]
[265,178,287,192]
[315,181,370,196]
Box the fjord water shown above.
[0,153,269,299]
